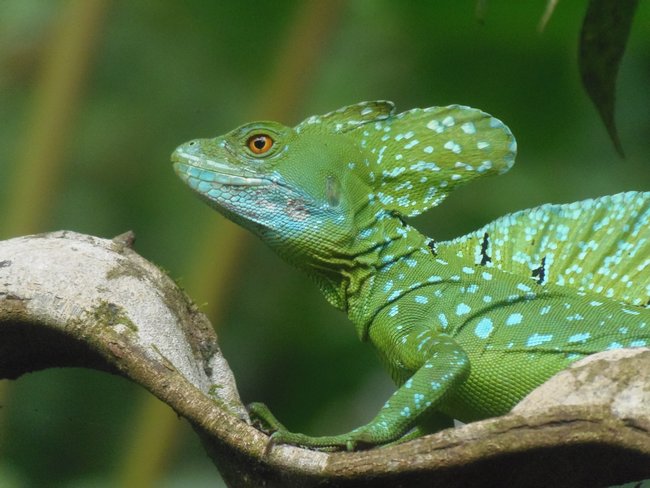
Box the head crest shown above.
[296,101,395,134]
[346,103,517,217]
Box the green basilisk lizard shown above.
[172,101,649,451]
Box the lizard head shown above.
[171,117,370,257]
[172,100,516,277]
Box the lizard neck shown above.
[263,210,434,324]
[340,213,439,341]
[347,218,440,341]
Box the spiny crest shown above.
[444,191,650,308]
[296,101,516,217]
[295,100,395,134]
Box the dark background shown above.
[1,1,649,485]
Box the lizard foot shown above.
[248,403,387,451]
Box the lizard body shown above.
[172,101,650,450]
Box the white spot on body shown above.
[404,139,419,149]
[477,160,493,173]
[427,120,444,133]
[461,122,476,134]
[410,161,440,172]
[443,140,462,154]
[377,146,387,164]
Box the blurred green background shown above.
[0,1,649,486]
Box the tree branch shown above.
[1,231,648,487]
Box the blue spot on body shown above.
[567,332,591,344]
[414,393,425,408]
[456,303,471,316]
[526,333,553,347]
[474,317,494,339]
[567,313,584,321]
[623,309,640,315]
[359,228,373,239]
[438,313,448,328]
[505,313,523,326]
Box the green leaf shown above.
[579,0,639,157]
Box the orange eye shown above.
[247,134,274,155]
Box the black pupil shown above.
[254,137,266,149]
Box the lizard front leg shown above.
[250,325,469,451]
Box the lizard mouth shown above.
[172,149,271,187]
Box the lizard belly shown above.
[439,349,574,421]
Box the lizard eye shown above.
[247,134,274,155]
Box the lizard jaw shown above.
[172,150,271,188]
